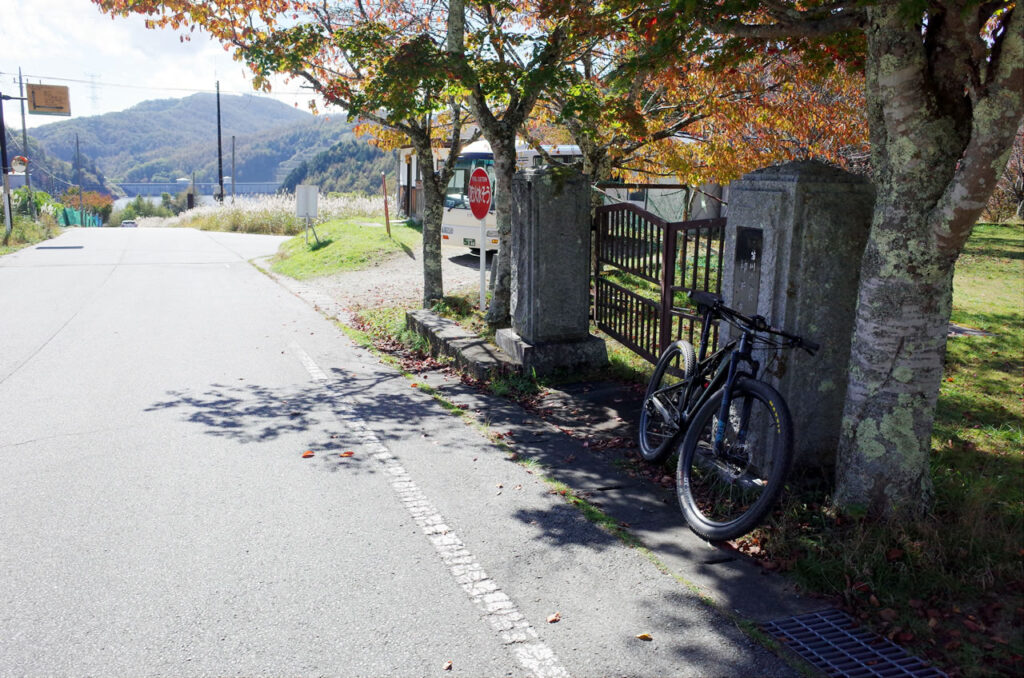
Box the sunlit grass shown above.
[755,222,1023,677]
[271,217,421,279]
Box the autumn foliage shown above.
[59,187,114,216]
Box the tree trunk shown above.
[834,202,953,515]
[413,139,444,307]
[834,4,1023,516]
[484,136,517,325]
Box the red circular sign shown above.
[468,167,492,220]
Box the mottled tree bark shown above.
[835,4,1023,516]
[484,134,518,325]
[412,136,445,307]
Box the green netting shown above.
[60,209,102,227]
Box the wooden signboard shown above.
[27,84,71,116]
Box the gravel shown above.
[302,246,487,310]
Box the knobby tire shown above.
[639,340,696,464]
[676,377,793,541]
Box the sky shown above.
[0,0,344,131]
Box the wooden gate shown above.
[593,203,726,364]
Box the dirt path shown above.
[302,246,486,311]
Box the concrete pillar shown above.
[496,167,607,376]
[721,161,874,468]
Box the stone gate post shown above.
[496,167,608,376]
[722,161,874,468]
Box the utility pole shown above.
[0,89,27,243]
[216,81,224,203]
[75,133,84,225]
[1,90,12,243]
[18,69,35,220]
[231,135,236,204]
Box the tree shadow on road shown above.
[143,361,814,638]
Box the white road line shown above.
[290,343,570,678]
[290,341,329,381]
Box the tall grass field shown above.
[137,192,388,235]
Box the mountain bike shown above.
[638,290,819,541]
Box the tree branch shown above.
[931,5,1024,251]
[713,5,866,40]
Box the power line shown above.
[0,71,310,97]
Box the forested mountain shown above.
[23,94,392,194]
[281,139,395,195]
[4,127,110,196]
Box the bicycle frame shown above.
[644,289,819,541]
[648,304,763,447]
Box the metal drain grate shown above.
[763,608,946,678]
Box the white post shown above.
[479,218,487,311]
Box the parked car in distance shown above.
[121,220,137,228]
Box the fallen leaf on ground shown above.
[547,612,561,623]
[636,633,653,641]
[302,450,314,458]
[443,660,452,671]
[340,451,355,458]
[963,619,984,632]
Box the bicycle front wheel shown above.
[639,340,696,463]
[676,377,793,542]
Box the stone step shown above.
[406,309,519,380]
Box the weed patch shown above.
[0,215,62,254]
[350,306,447,373]
[429,292,497,343]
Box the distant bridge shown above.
[115,182,283,197]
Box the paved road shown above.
[0,228,796,677]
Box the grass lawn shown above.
[271,217,421,279]
[747,222,1023,677]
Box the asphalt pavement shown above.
[0,227,810,677]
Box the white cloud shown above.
[0,0,340,128]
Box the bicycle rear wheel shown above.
[676,377,793,541]
[639,340,696,463]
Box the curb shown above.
[405,309,518,380]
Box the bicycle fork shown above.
[712,333,759,461]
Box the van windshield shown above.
[445,155,496,210]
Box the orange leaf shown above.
[302,450,314,458]
[547,612,561,623]
[340,451,355,458]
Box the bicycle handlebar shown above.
[688,290,819,355]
